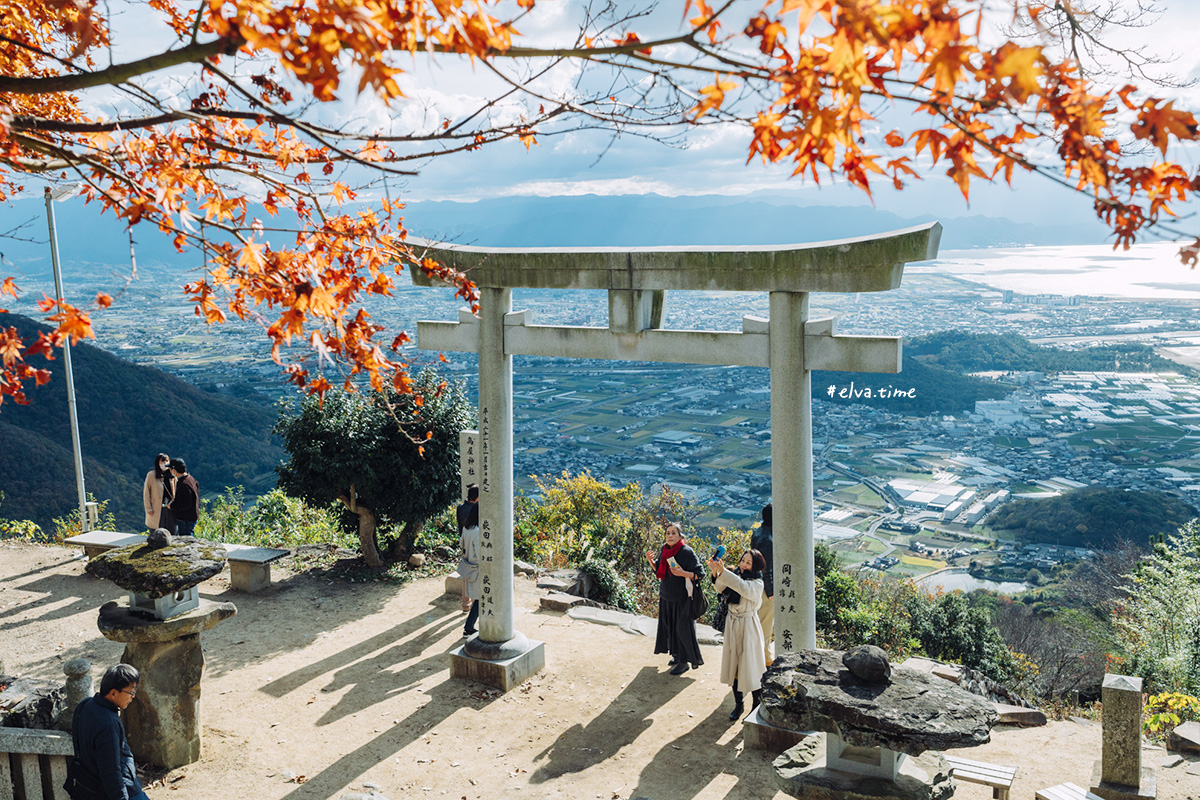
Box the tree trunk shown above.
[385,518,416,561]
[357,505,382,567]
[339,494,382,568]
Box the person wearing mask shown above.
[708,549,768,721]
[142,452,175,532]
[646,522,704,675]
[751,502,774,665]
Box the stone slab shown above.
[86,538,227,597]
[567,606,637,627]
[994,702,1047,727]
[540,592,585,612]
[535,576,574,593]
[626,617,659,638]
[931,665,962,684]
[696,623,721,646]
[449,639,545,693]
[743,705,812,753]
[0,728,74,756]
[1186,762,1200,777]
[98,598,237,643]
[773,733,954,800]
[444,572,464,597]
[1089,761,1157,800]
[1159,755,1182,769]
[1166,720,1200,754]
[897,657,941,675]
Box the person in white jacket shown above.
[708,549,768,722]
[458,503,482,637]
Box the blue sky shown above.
[37,1,1200,233]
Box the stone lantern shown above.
[763,646,999,800]
[86,530,235,768]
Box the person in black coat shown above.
[646,522,704,675]
[69,663,148,800]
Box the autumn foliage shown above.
[2,0,1198,407]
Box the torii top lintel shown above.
[407,222,941,294]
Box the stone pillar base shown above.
[230,561,270,593]
[1090,760,1157,800]
[450,636,545,693]
[774,733,954,800]
[743,705,812,752]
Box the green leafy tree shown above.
[274,370,475,567]
[1114,521,1200,693]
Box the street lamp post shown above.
[44,187,88,530]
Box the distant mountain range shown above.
[0,314,282,534]
[0,192,1113,280]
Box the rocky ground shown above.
[1,541,1196,800]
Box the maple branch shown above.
[0,37,239,94]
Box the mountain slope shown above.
[0,314,282,533]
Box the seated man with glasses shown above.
[68,663,148,800]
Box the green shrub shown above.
[52,495,116,542]
[579,558,637,611]
[195,487,351,549]
[414,503,460,557]
[1114,521,1200,693]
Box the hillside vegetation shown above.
[0,314,282,533]
[988,487,1197,548]
[908,331,1187,375]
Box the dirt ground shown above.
[2,541,1197,800]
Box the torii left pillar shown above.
[450,285,546,692]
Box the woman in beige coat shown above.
[142,453,175,530]
[708,549,768,722]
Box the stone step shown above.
[994,702,1047,727]
[540,592,585,612]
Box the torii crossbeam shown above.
[409,223,941,690]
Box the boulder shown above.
[1166,720,1200,755]
[1,686,66,731]
[761,649,998,756]
[86,537,227,598]
[843,646,891,683]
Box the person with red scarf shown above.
[645,522,704,675]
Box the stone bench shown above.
[944,754,1018,800]
[65,531,288,593]
[0,727,73,800]
[1036,783,1105,800]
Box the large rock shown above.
[86,538,226,598]
[1167,720,1200,755]
[761,649,997,756]
[843,646,891,683]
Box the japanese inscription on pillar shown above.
[460,429,478,499]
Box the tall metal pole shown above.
[44,187,87,529]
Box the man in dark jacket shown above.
[457,484,479,536]
[168,457,200,537]
[70,663,147,800]
[750,502,774,665]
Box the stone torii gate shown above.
[410,222,941,690]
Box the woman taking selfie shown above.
[142,452,175,532]
[646,522,704,675]
[708,549,768,721]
